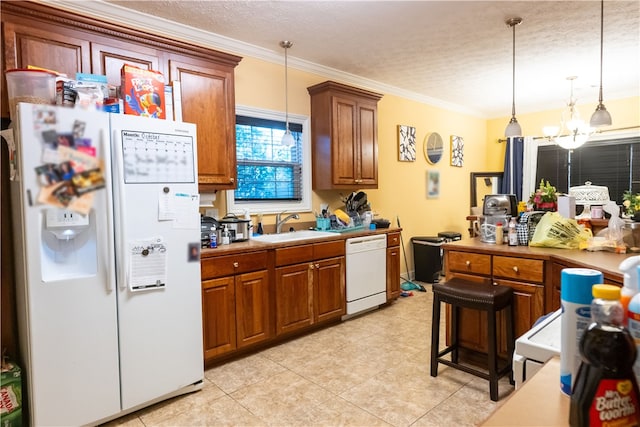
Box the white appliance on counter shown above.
[513,309,562,389]
[344,234,387,316]
[9,103,203,426]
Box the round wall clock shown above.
[424,132,444,164]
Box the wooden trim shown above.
[1,1,242,67]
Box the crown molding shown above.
[39,0,483,117]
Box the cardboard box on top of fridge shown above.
[121,64,166,119]
[0,358,22,426]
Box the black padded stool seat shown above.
[430,278,515,401]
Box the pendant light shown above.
[590,0,612,127]
[557,76,592,150]
[504,17,523,138]
[280,40,295,146]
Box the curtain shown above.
[499,136,525,200]
[521,136,537,201]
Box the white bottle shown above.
[508,217,518,246]
[221,225,230,245]
[619,255,640,321]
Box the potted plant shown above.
[623,191,640,221]
[529,179,558,211]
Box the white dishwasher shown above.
[345,234,387,316]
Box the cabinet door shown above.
[313,257,345,323]
[91,40,160,87]
[2,21,90,117]
[331,96,358,185]
[357,102,378,186]
[168,58,236,189]
[386,246,401,300]
[202,276,236,360]
[235,270,271,348]
[275,263,313,335]
[495,278,545,354]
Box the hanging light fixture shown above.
[280,40,295,146]
[556,76,593,150]
[504,17,523,138]
[590,0,612,127]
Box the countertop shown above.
[444,237,637,280]
[201,227,401,258]
[482,357,569,426]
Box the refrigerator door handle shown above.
[103,128,117,292]
[112,128,129,291]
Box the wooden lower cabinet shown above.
[202,270,270,360]
[202,276,236,359]
[445,250,545,355]
[201,251,270,362]
[235,270,271,348]
[275,241,345,336]
[275,263,313,335]
[314,257,345,323]
[386,232,401,300]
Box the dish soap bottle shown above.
[569,284,640,427]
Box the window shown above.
[226,106,311,215]
[534,134,640,204]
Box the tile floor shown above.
[105,282,515,427]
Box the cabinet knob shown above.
[391,251,397,256]
[513,266,519,273]
[465,260,471,267]
[315,263,320,269]
[230,177,235,183]
[309,263,314,270]
[233,262,239,268]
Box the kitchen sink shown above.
[252,230,336,243]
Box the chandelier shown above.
[543,76,593,150]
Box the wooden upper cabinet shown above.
[1,1,241,190]
[308,81,382,190]
[169,57,237,190]
[91,41,160,87]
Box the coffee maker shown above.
[479,194,517,243]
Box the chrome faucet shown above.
[275,211,300,234]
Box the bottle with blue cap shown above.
[560,268,603,396]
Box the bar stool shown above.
[430,278,515,401]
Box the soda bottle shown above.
[570,284,640,426]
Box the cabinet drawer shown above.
[493,256,544,283]
[387,232,400,247]
[447,251,491,276]
[275,244,314,267]
[313,240,345,259]
[201,251,268,279]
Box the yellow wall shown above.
[223,55,640,277]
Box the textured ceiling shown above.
[102,0,639,119]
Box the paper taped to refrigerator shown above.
[158,191,199,229]
[128,238,167,291]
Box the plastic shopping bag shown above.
[529,211,592,249]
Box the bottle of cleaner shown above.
[626,265,640,386]
[570,284,640,427]
[560,268,603,395]
[619,256,640,323]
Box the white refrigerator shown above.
[9,103,204,426]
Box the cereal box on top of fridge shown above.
[121,64,165,119]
